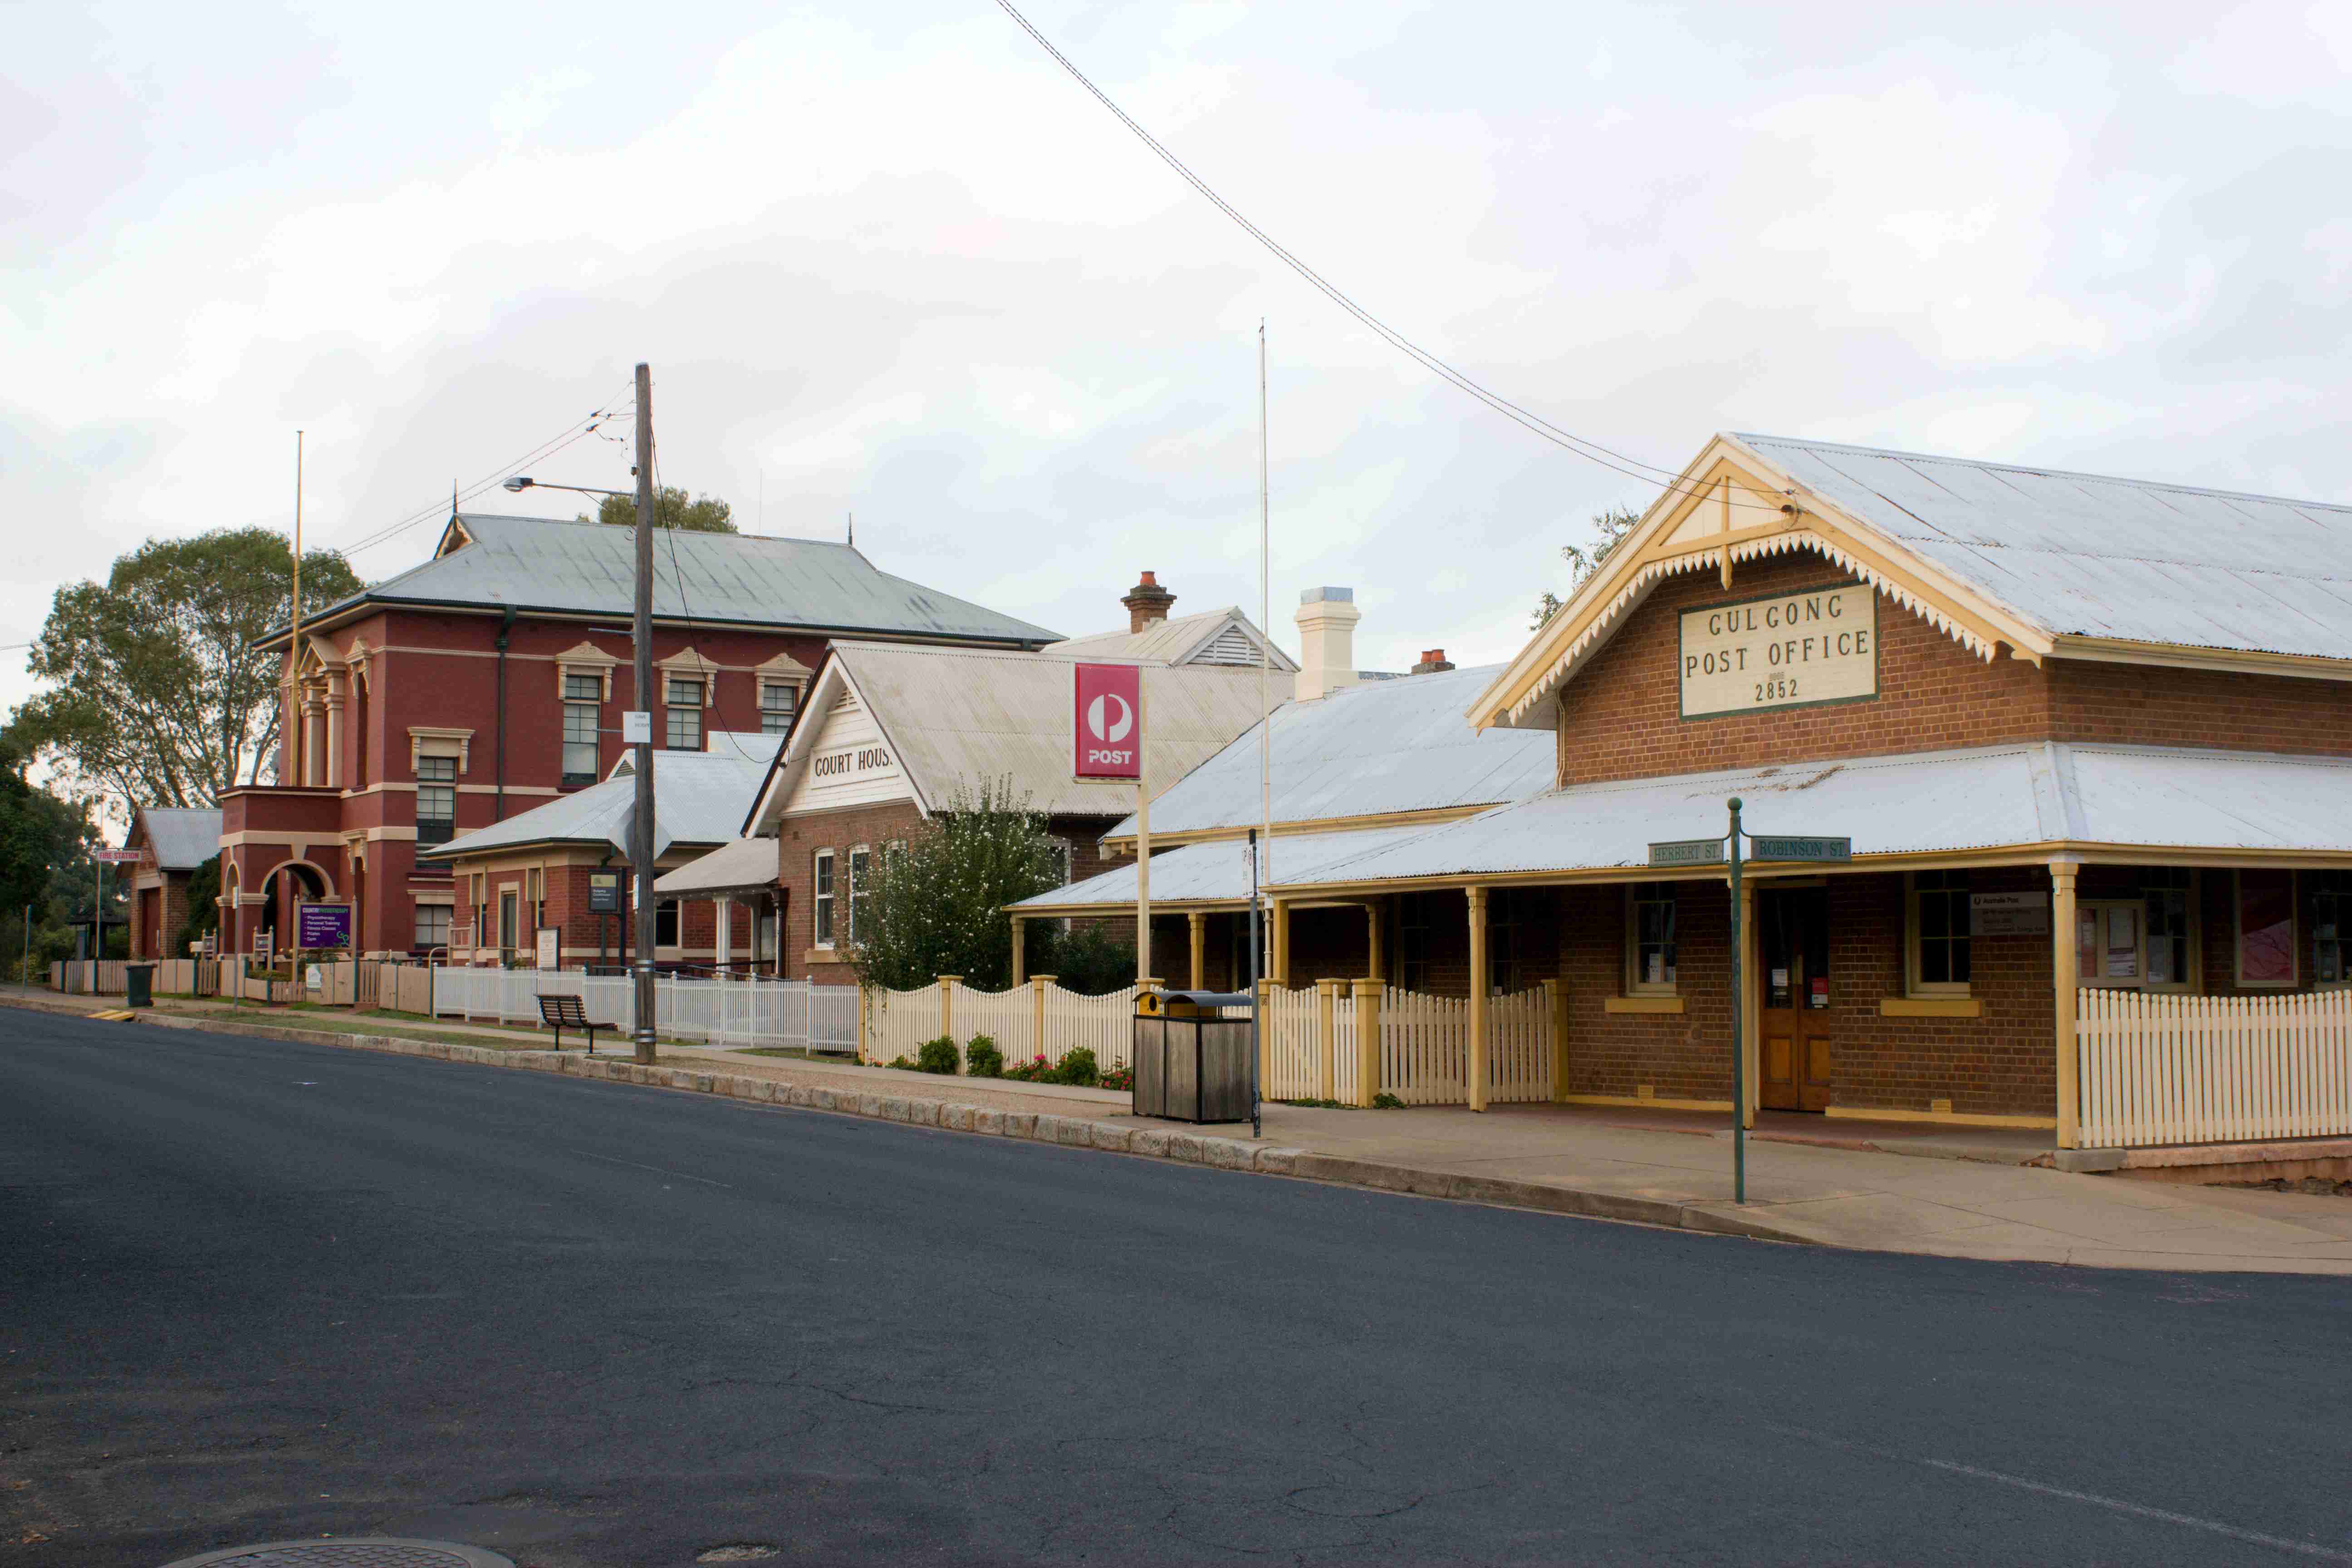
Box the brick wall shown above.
[1554,547,2352,786]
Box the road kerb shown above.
[9,994,1811,1247]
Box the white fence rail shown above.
[423,967,857,1052]
[2078,987,2352,1148]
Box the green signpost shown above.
[1649,808,1851,1205]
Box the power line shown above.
[333,381,640,558]
[991,0,1790,516]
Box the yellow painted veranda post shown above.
[1029,974,1055,1062]
[1010,916,1026,986]
[1257,977,1274,1092]
[1270,899,1291,985]
[1466,886,1490,1112]
[938,975,958,1045]
[1365,902,1382,981]
[1352,977,1383,1106]
[1187,911,1205,991]
[1315,978,1339,1100]
[2052,861,2082,1148]
[1544,977,1568,1102]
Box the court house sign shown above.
[1679,583,1877,719]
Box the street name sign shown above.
[1648,838,1726,868]
[1749,835,1852,862]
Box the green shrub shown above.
[965,1034,1004,1077]
[917,1036,960,1074]
[1372,1092,1405,1109]
[885,1054,916,1071]
[1051,1045,1100,1088]
[1034,921,1137,996]
[1100,1064,1133,1093]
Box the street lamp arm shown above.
[501,476,635,497]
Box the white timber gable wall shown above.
[779,690,913,814]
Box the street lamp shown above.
[502,475,634,497]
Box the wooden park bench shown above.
[536,992,602,1054]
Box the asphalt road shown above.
[6,1012,2352,1568]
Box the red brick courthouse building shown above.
[1034,434,2352,1156]
[213,512,1057,960]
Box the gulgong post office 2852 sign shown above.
[1679,582,1877,719]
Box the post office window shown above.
[1907,871,1971,995]
[1396,892,1430,992]
[812,850,835,947]
[665,678,704,750]
[1626,882,1677,995]
[2313,872,2352,988]
[1490,888,1528,995]
[2143,868,2194,991]
[655,899,679,949]
[2236,870,2297,988]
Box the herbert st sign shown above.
[1073,663,1142,781]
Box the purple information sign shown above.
[295,902,352,949]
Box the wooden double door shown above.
[1758,888,1833,1112]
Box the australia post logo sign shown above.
[1073,662,1142,781]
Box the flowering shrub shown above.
[1099,1065,1133,1093]
[1002,1054,1055,1083]
[1052,1046,1100,1087]
[917,1036,960,1074]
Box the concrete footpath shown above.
[11,988,2352,1274]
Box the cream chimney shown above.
[1293,586,1362,702]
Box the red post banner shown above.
[1073,663,1142,780]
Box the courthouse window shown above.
[848,847,871,947]
[760,681,798,735]
[2235,870,2297,988]
[413,904,451,951]
[415,756,457,847]
[1627,883,1677,994]
[1909,871,1971,993]
[813,850,835,947]
[563,673,601,784]
[666,678,704,750]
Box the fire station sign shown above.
[1680,583,1877,719]
[1073,663,1142,781]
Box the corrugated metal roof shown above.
[1270,741,2352,890]
[654,836,780,898]
[424,751,771,861]
[1048,608,1298,671]
[287,513,1061,646]
[132,808,222,870]
[808,642,1277,819]
[1009,824,1432,911]
[1106,662,1557,839]
[1735,434,2352,660]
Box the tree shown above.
[10,528,365,821]
[1532,505,1643,627]
[578,487,736,533]
[0,735,97,980]
[848,778,1063,992]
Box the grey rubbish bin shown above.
[124,962,156,1009]
[1133,990,1254,1124]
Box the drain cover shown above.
[160,1541,514,1568]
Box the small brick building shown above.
[124,807,221,960]
[1034,433,2352,1153]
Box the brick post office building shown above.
[1039,435,2352,1160]
[211,512,1057,960]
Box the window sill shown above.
[1882,997,1983,1019]
[1606,995,1684,1014]
[802,947,843,966]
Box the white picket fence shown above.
[428,968,858,1052]
[864,979,1146,1071]
[1374,985,1558,1106]
[2078,987,2352,1148]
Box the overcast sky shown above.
[6,1,2349,718]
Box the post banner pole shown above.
[1728,796,1745,1205]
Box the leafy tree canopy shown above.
[0,734,101,979]
[1532,505,1642,628]
[10,527,364,821]
[579,487,737,533]
[849,778,1063,993]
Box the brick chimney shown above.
[1411,648,1455,675]
[1121,570,1176,633]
